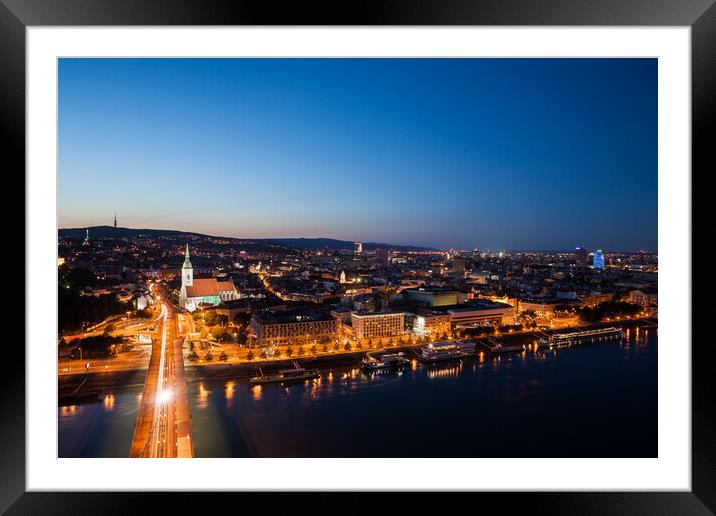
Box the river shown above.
[59,329,657,457]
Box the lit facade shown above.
[517,299,561,317]
[629,288,657,307]
[179,245,239,311]
[414,311,451,336]
[250,309,337,347]
[593,250,605,270]
[351,311,405,341]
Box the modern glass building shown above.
[593,250,605,270]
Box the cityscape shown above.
[58,58,657,458]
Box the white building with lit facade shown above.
[179,244,239,311]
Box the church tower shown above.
[182,243,193,287]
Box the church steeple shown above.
[183,244,192,268]
[181,244,193,287]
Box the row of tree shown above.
[576,300,642,323]
[64,334,126,359]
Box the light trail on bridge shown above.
[130,284,193,458]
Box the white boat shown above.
[420,341,476,362]
[540,327,625,349]
[361,352,409,370]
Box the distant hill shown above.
[58,226,434,252]
[266,237,432,252]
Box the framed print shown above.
[5,0,714,512]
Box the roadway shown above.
[129,283,193,458]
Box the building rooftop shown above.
[429,299,512,313]
[253,308,334,325]
[351,309,405,318]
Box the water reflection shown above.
[197,382,210,408]
[103,394,115,411]
[426,361,463,379]
[225,380,235,407]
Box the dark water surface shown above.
[59,330,657,458]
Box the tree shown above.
[298,345,305,356]
[333,341,340,351]
[233,313,251,326]
[286,346,294,358]
[219,351,228,361]
[322,342,329,353]
[204,310,228,327]
[58,265,134,333]
[70,335,124,358]
[212,329,230,342]
[310,345,318,356]
[577,300,641,323]
[344,342,351,351]
[205,351,214,361]
[247,350,255,361]
[188,351,199,362]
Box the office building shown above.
[250,308,337,347]
[593,250,605,270]
[350,311,405,341]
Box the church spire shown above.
[181,243,193,288]
[182,243,192,269]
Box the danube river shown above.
[59,329,657,458]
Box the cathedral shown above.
[179,244,239,312]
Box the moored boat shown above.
[250,363,320,384]
[539,326,625,349]
[361,352,410,370]
[420,340,476,363]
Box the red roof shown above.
[185,278,236,298]
[217,281,237,293]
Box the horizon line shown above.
[58,224,658,254]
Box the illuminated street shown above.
[129,283,193,458]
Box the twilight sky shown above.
[58,58,657,251]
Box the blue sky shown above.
[58,58,657,251]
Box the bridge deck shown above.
[130,288,194,458]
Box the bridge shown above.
[130,283,194,458]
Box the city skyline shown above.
[59,58,657,251]
[59,221,653,254]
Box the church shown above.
[179,244,239,312]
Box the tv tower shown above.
[114,212,117,228]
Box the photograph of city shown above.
[58,58,657,458]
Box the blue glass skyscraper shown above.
[593,250,605,270]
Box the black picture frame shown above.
[4,0,713,513]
